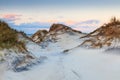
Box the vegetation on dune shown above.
[0,20,26,51]
[110,17,120,25]
[101,17,120,28]
[81,17,120,48]
[82,17,120,37]
[98,17,120,37]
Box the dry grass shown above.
[0,20,26,52]
[81,17,120,48]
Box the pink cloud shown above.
[1,14,22,21]
[65,20,76,25]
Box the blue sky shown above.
[0,0,120,34]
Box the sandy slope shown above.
[3,47,120,80]
[64,48,120,80]
[2,32,120,80]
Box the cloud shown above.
[0,14,22,22]
[56,16,64,19]
[8,22,51,34]
[10,19,101,34]
[0,14,102,34]
[16,27,49,34]
[74,20,100,25]
[73,26,99,33]
[72,20,102,33]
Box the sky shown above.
[0,0,120,34]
